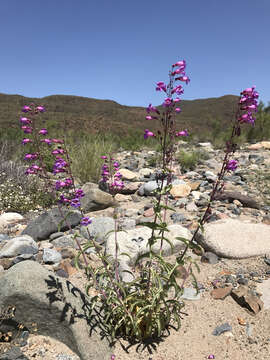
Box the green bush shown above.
[176,149,210,171]
[68,135,116,184]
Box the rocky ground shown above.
[0,141,270,360]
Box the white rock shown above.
[118,168,139,181]
[139,168,154,177]
[247,141,270,150]
[0,213,24,223]
[257,279,270,309]
[191,191,202,200]
[196,219,270,259]
[106,224,192,282]
[115,194,132,202]
[0,213,24,232]
[170,184,191,198]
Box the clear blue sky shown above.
[1,0,269,107]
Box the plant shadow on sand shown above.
[115,311,189,355]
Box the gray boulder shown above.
[80,217,115,244]
[0,235,38,259]
[43,248,62,264]
[0,261,111,360]
[214,191,261,209]
[80,184,115,212]
[22,207,81,241]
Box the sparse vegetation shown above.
[0,141,54,213]
[176,149,211,171]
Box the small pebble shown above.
[212,322,232,336]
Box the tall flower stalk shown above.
[143,60,190,293]
[20,105,119,298]
[178,86,259,263]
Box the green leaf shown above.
[175,236,190,245]
[188,242,203,253]
[159,236,174,254]
[159,204,176,212]
[139,222,164,230]
[119,252,132,260]
[134,251,151,265]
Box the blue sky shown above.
[1,0,269,107]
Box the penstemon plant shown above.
[19,63,259,344]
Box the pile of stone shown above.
[0,140,270,359]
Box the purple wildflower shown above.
[20,117,31,124]
[75,188,85,198]
[39,128,48,135]
[22,138,33,145]
[64,178,73,187]
[145,115,157,120]
[36,106,46,112]
[80,217,92,226]
[226,159,238,171]
[21,126,33,134]
[70,198,81,208]
[51,148,65,155]
[172,85,183,95]
[175,75,190,84]
[22,105,32,113]
[146,104,159,114]
[55,180,67,190]
[51,138,64,144]
[58,194,70,204]
[144,129,155,139]
[175,129,188,137]
[25,164,42,175]
[41,138,52,145]
[172,60,186,68]
[162,98,173,107]
[24,153,38,161]
[156,81,167,92]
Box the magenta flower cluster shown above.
[144,59,190,140]
[100,156,124,194]
[20,104,92,226]
[225,86,259,172]
[238,86,259,126]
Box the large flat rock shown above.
[0,261,111,360]
[196,219,270,258]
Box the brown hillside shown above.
[0,93,239,139]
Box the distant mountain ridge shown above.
[0,93,239,139]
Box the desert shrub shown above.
[0,158,54,213]
[68,135,116,183]
[0,170,54,213]
[176,149,210,171]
